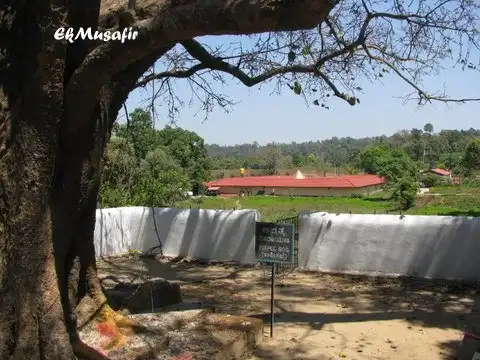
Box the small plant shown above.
[192,195,203,204]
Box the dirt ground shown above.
[96,256,480,360]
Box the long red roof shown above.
[207,175,385,189]
[430,168,450,176]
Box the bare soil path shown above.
[97,257,479,360]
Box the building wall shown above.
[94,207,259,263]
[298,212,480,281]
[218,184,382,197]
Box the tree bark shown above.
[0,36,174,360]
[0,1,76,358]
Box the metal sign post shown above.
[270,262,275,337]
[255,222,294,338]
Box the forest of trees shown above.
[207,125,480,176]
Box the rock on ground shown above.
[106,278,182,313]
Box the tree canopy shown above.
[102,108,210,206]
[462,138,480,175]
[95,0,480,123]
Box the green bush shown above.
[390,176,419,210]
[420,173,438,188]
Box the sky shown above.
[122,41,479,146]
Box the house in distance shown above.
[206,171,385,197]
[429,168,451,178]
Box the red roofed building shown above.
[207,174,385,197]
[430,168,451,177]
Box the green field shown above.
[177,186,480,221]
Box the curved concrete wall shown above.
[94,207,259,264]
[298,212,480,281]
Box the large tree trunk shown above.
[0,76,109,360]
[0,2,76,358]
[0,2,131,355]
[0,28,173,360]
[0,73,120,360]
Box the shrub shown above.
[420,173,438,188]
[390,176,419,210]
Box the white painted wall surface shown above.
[94,207,480,281]
[94,207,259,264]
[298,212,480,281]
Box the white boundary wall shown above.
[94,207,259,264]
[298,212,480,281]
[94,207,480,281]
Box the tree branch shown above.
[362,45,480,104]
[138,38,314,88]
[137,38,357,106]
[132,0,479,111]
[99,0,336,35]
[64,0,336,145]
[88,0,480,123]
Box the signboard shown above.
[255,222,294,264]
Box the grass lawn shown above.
[429,185,480,194]
[177,186,480,221]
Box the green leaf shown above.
[302,45,312,56]
[293,81,302,95]
[288,51,296,62]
